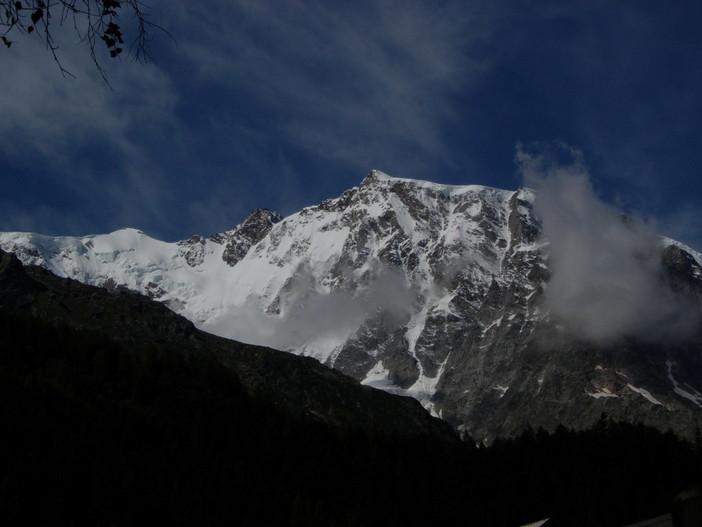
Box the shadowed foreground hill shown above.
[1,249,701,526]
[0,248,453,439]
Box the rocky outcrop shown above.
[213,208,282,266]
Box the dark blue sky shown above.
[1,1,701,249]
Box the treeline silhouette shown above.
[0,309,700,526]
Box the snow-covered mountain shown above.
[3,170,702,441]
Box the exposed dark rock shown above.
[177,234,206,267]
[662,244,702,299]
[214,207,283,266]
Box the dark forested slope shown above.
[1,249,701,526]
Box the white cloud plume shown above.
[202,265,416,354]
[517,142,698,344]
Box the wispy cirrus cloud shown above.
[0,24,182,236]
[166,1,494,179]
[0,29,177,162]
[1,1,502,239]
[2,0,699,248]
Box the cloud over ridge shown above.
[517,142,698,344]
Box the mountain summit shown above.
[2,171,701,441]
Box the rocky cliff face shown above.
[2,170,701,441]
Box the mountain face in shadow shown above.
[2,249,702,527]
[0,248,454,439]
[0,248,462,525]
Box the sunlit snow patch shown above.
[519,520,550,527]
[361,361,406,396]
[626,384,665,407]
[667,360,702,408]
[586,387,619,399]
[493,385,509,398]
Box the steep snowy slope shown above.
[3,170,702,441]
[0,207,281,322]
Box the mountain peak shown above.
[361,169,394,185]
[244,207,283,223]
[215,207,283,267]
